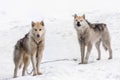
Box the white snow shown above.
[0,0,120,80]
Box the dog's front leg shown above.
[79,39,85,64]
[36,46,44,75]
[84,42,92,64]
[31,51,37,76]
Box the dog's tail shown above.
[13,40,24,69]
[102,27,111,51]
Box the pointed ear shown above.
[32,21,35,27]
[41,21,44,26]
[73,14,77,18]
[82,14,85,19]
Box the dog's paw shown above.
[108,57,112,60]
[13,76,17,78]
[33,73,37,76]
[78,62,84,64]
[37,72,42,75]
[83,60,88,64]
[83,62,88,64]
[78,62,82,64]
[96,58,101,60]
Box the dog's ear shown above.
[73,14,77,18]
[32,21,35,27]
[41,21,44,26]
[82,14,85,19]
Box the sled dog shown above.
[13,21,45,78]
[73,14,112,64]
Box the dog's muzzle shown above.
[37,34,40,38]
[77,22,81,27]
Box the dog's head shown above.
[31,21,45,38]
[73,14,87,29]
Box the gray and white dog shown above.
[74,14,112,64]
[13,21,45,78]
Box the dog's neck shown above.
[34,35,44,43]
[32,37,42,46]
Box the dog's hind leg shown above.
[95,40,101,60]
[14,62,20,78]
[102,34,112,59]
[102,29,112,59]
[84,42,92,64]
[22,53,30,76]
[103,41,112,59]
[13,51,23,78]
[14,64,19,78]
[108,45,112,59]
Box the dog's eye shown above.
[34,29,37,31]
[75,20,78,21]
[39,29,42,31]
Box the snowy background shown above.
[0,0,120,80]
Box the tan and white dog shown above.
[73,14,112,64]
[13,21,45,78]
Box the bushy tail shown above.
[13,40,23,69]
[102,25,111,51]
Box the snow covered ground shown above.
[0,0,120,80]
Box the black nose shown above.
[37,34,40,37]
[77,22,81,27]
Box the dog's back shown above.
[85,20,110,43]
